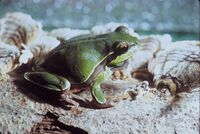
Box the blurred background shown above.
[0,0,199,40]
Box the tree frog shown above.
[24,26,139,108]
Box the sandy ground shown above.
[0,73,199,133]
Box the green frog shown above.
[24,26,139,108]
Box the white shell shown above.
[0,12,42,49]
[130,36,162,69]
[26,36,60,67]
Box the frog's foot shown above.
[90,67,114,109]
[113,70,127,80]
[24,71,70,92]
[91,85,113,109]
[90,98,113,109]
[61,93,80,107]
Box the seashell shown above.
[25,36,60,66]
[0,12,42,49]
[148,41,200,95]
[131,36,163,68]
[0,42,20,74]
[29,36,60,55]
[129,36,164,80]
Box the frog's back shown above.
[42,34,111,83]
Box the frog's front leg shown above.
[24,72,70,92]
[91,67,113,108]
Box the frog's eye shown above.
[115,26,129,34]
[112,42,129,55]
[112,41,129,52]
[112,41,122,50]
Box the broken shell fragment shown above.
[0,12,42,49]
[130,36,162,81]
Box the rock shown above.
[0,75,44,133]
[148,41,200,94]
[0,42,20,74]
[58,89,199,134]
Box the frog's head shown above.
[112,26,139,45]
[108,26,139,66]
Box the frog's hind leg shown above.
[91,67,113,108]
[24,72,70,92]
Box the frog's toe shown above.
[24,72,70,92]
[92,86,106,104]
[90,99,113,109]
[90,86,114,109]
